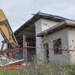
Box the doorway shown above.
[43,43,49,62]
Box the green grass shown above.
[0,63,75,75]
[0,69,27,75]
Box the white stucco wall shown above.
[68,28,75,64]
[41,18,60,31]
[35,18,60,34]
[35,19,43,61]
[43,28,70,65]
[35,18,75,65]
[35,18,60,63]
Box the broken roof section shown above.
[37,20,75,37]
[15,12,72,34]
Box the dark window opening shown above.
[53,38,62,54]
[43,43,49,59]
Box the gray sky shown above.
[0,0,75,31]
[0,0,75,46]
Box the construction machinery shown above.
[0,9,19,58]
[0,9,26,66]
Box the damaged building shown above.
[14,12,75,64]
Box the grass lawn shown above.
[0,63,75,75]
[0,69,26,75]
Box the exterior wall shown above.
[68,28,75,64]
[43,28,70,65]
[35,18,75,65]
[35,18,60,63]
[35,19,43,62]
[35,18,60,35]
[41,18,60,31]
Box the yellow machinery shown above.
[0,9,19,58]
[0,9,26,66]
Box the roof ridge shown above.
[35,11,73,21]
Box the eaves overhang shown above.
[37,20,75,37]
[14,12,71,35]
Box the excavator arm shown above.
[0,9,19,50]
[0,9,24,65]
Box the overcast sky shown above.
[0,0,75,31]
[0,0,75,46]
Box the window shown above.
[53,38,62,54]
[43,43,49,59]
